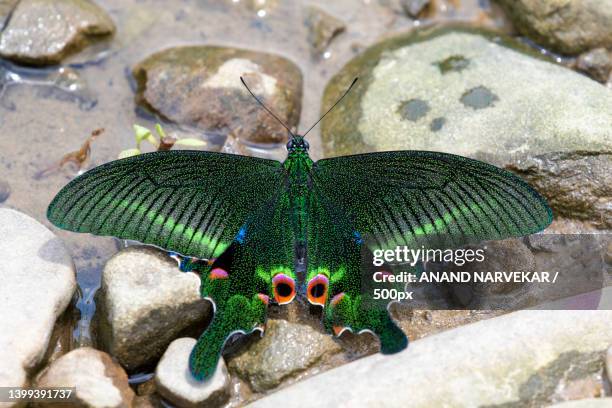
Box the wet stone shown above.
[133,46,303,144]
[0,0,115,66]
[460,86,498,110]
[577,48,612,84]
[429,117,446,132]
[398,98,430,121]
[305,5,345,55]
[436,55,470,74]
[400,0,430,18]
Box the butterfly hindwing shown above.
[312,150,553,251]
[47,150,284,260]
[189,191,296,380]
[306,186,408,354]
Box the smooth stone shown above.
[133,46,303,144]
[98,246,211,371]
[155,338,230,408]
[35,347,134,408]
[496,0,612,55]
[0,208,76,403]
[0,0,115,65]
[549,399,612,408]
[228,319,342,392]
[321,28,612,229]
[249,311,612,407]
[577,48,612,84]
[305,6,345,55]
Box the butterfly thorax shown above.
[284,137,313,246]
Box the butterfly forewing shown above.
[312,150,552,251]
[47,150,284,260]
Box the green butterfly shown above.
[47,78,552,380]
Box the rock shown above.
[228,319,342,392]
[400,0,430,18]
[0,0,18,29]
[508,152,612,229]
[249,311,612,407]
[98,246,211,371]
[133,47,303,144]
[576,48,612,84]
[155,338,230,408]
[0,179,10,202]
[549,399,612,408]
[305,6,345,55]
[0,0,115,66]
[35,347,134,408]
[446,239,536,308]
[321,27,612,228]
[133,395,163,408]
[0,208,76,396]
[607,345,612,384]
[496,0,612,55]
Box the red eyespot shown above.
[257,293,270,305]
[272,274,296,305]
[209,267,229,280]
[330,292,346,307]
[307,274,329,306]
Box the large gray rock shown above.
[496,0,612,55]
[0,208,76,403]
[133,46,303,144]
[0,0,18,29]
[98,246,211,371]
[249,310,612,407]
[549,400,612,408]
[321,28,612,228]
[155,338,230,408]
[0,0,115,65]
[228,319,342,392]
[35,347,134,408]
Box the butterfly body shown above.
[47,133,552,380]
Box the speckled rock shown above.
[305,6,345,55]
[155,338,230,408]
[400,0,430,18]
[34,347,134,408]
[249,311,612,407]
[576,48,612,84]
[0,208,76,402]
[98,246,211,371]
[0,0,115,65]
[496,0,612,55]
[228,319,342,392]
[133,47,302,144]
[321,27,612,228]
[508,152,612,229]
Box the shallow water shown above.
[0,0,510,368]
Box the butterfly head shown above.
[286,136,309,153]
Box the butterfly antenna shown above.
[240,76,296,137]
[302,77,358,137]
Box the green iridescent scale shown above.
[47,139,552,380]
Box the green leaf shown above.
[133,125,152,144]
[118,148,141,159]
[155,123,167,138]
[174,138,207,147]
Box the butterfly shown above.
[47,77,553,381]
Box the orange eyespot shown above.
[307,274,329,306]
[209,267,229,280]
[272,274,296,305]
